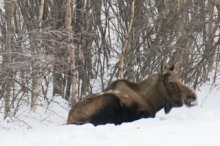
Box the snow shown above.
[1,81,220,146]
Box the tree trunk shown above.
[206,0,215,78]
[119,0,135,79]
[3,0,15,118]
[31,0,45,112]
[52,0,66,98]
[74,0,84,99]
[65,0,77,106]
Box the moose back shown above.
[67,62,198,125]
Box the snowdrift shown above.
[1,81,220,146]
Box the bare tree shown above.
[119,0,135,79]
[1,0,220,118]
[65,0,77,106]
[3,0,15,117]
[31,0,45,112]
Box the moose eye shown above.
[169,81,175,86]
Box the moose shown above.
[67,61,198,125]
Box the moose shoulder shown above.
[67,62,198,125]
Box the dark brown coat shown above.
[67,62,198,125]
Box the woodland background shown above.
[0,0,220,118]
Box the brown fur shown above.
[67,62,198,125]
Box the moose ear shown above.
[161,61,168,75]
[169,61,181,74]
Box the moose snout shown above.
[189,96,198,106]
[184,93,198,107]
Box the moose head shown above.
[159,61,198,113]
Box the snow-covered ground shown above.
[1,81,220,146]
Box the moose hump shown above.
[67,61,198,125]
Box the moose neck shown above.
[136,74,169,115]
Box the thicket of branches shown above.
[0,0,220,118]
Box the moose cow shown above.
[67,61,198,125]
